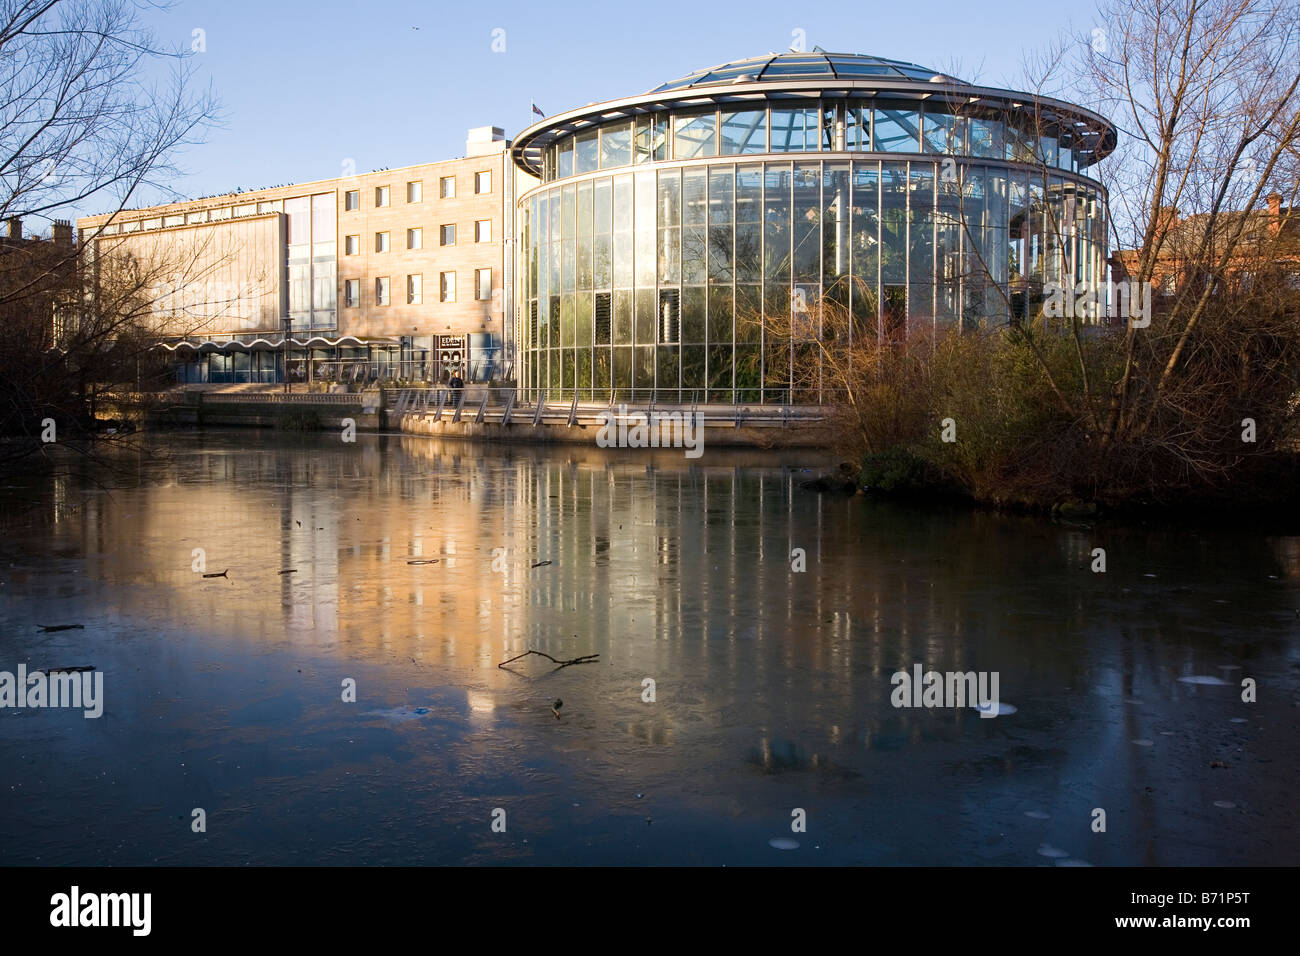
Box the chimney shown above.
[466,126,506,157]
[1266,193,1282,238]
[52,219,73,248]
[6,217,20,240]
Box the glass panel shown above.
[652,116,669,161]
[682,168,706,225]
[613,346,632,395]
[792,163,820,283]
[613,229,633,288]
[764,163,792,284]
[682,345,706,391]
[846,101,871,150]
[873,106,920,152]
[822,105,838,150]
[657,224,679,284]
[850,160,880,339]
[285,196,309,245]
[922,106,966,154]
[657,168,680,226]
[823,162,850,287]
[719,110,767,154]
[575,129,599,173]
[880,161,908,284]
[558,137,574,178]
[709,166,733,225]
[635,289,656,344]
[594,178,613,233]
[909,162,936,323]
[562,183,576,237]
[634,117,652,164]
[673,110,717,159]
[576,180,594,236]
[769,108,818,151]
[682,286,706,343]
[613,175,633,232]
[614,290,633,344]
[707,285,732,345]
[595,236,612,289]
[969,115,1003,159]
[577,236,594,289]
[936,161,963,327]
[576,293,593,348]
[600,123,632,168]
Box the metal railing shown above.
[202,391,364,404]
[289,358,510,388]
[386,386,829,429]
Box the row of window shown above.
[98,171,494,236]
[538,101,1095,182]
[343,269,493,307]
[344,220,492,255]
[99,197,289,234]
[344,171,492,211]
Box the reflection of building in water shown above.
[56,438,1144,755]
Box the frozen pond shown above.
[1,431,1297,865]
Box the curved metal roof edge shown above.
[510,78,1119,176]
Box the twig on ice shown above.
[498,649,600,670]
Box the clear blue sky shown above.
[112,0,1100,214]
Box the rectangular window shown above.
[440,271,456,302]
[873,107,920,152]
[558,136,574,177]
[720,110,768,154]
[600,123,632,168]
[475,268,492,301]
[634,116,669,163]
[407,180,422,203]
[440,176,455,198]
[673,111,718,159]
[375,277,390,306]
[475,219,492,243]
[344,190,359,211]
[375,186,390,207]
[375,231,389,253]
[407,273,422,305]
[440,224,456,246]
[575,130,599,173]
[344,279,359,307]
[475,170,491,193]
[344,234,359,255]
[407,227,422,250]
[770,108,819,151]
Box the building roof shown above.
[510,51,1117,178]
[650,52,964,93]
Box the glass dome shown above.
[651,52,965,92]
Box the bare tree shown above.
[0,0,218,461]
[1077,0,1300,452]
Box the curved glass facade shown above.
[514,56,1114,405]
[520,158,1106,403]
[537,101,1102,184]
